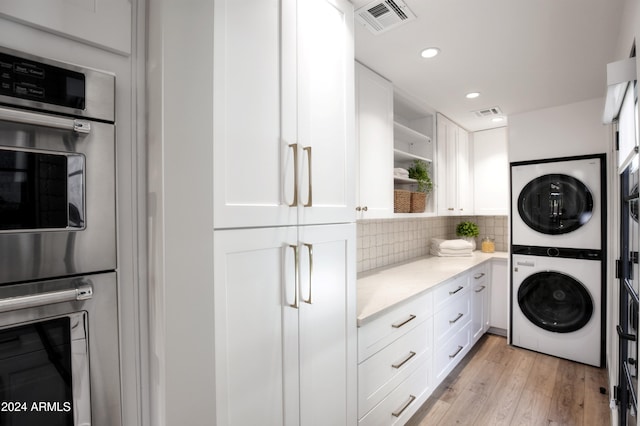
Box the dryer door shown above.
[517,271,593,333]
[518,174,594,235]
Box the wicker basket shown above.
[394,190,411,213]
[410,192,427,213]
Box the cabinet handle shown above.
[362,206,368,211]
[288,144,298,207]
[288,244,299,309]
[449,313,464,324]
[449,286,464,295]
[474,273,485,280]
[392,351,417,369]
[302,243,313,304]
[449,345,464,359]
[391,314,416,329]
[391,395,416,418]
[448,208,454,211]
[475,285,486,293]
[303,146,312,207]
[355,206,361,211]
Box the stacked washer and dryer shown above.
[510,154,606,367]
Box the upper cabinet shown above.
[355,63,394,219]
[393,90,436,215]
[213,0,355,229]
[0,0,131,54]
[436,114,472,215]
[472,127,509,215]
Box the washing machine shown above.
[511,155,605,250]
[511,254,604,367]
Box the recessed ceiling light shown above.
[465,92,480,99]
[491,117,505,123]
[420,47,440,58]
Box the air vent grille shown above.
[473,106,503,118]
[356,0,416,34]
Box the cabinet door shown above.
[355,63,394,219]
[437,115,458,215]
[471,269,489,343]
[297,0,355,225]
[456,127,473,215]
[473,128,509,215]
[298,223,357,426]
[213,227,300,426]
[213,0,298,229]
[490,260,508,331]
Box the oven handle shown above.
[0,283,93,313]
[0,106,91,134]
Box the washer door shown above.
[518,174,594,235]
[517,271,593,333]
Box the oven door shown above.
[0,106,115,284]
[0,272,121,426]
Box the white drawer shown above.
[434,322,471,385]
[358,318,432,418]
[433,291,470,344]
[433,274,469,311]
[358,358,430,426]
[358,291,433,362]
[470,263,489,285]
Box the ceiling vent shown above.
[473,106,503,118]
[355,0,417,34]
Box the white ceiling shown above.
[353,0,627,132]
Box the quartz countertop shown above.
[357,251,508,326]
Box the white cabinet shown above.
[214,224,356,426]
[436,113,472,215]
[213,0,354,229]
[355,62,394,219]
[470,264,490,343]
[473,128,509,215]
[617,84,639,172]
[0,0,131,54]
[490,259,508,332]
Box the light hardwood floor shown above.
[406,334,611,426]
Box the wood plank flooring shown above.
[406,334,611,426]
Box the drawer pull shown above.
[391,351,417,369]
[449,286,464,295]
[391,314,416,329]
[475,285,487,293]
[449,345,464,359]
[391,394,416,418]
[449,313,464,324]
[474,273,486,279]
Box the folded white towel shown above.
[436,247,473,255]
[394,168,410,177]
[431,238,473,250]
[431,251,473,257]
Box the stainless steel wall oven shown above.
[0,46,120,426]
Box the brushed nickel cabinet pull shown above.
[449,286,464,295]
[449,345,464,359]
[303,146,312,207]
[392,395,416,418]
[475,285,486,293]
[391,351,417,369]
[362,206,368,211]
[449,313,464,324]
[474,273,486,279]
[448,207,454,211]
[302,243,313,304]
[288,144,298,207]
[355,206,361,211]
[289,244,299,309]
[391,314,416,329]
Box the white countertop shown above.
[357,251,508,326]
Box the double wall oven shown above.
[0,46,121,425]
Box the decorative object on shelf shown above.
[394,190,411,213]
[407,159,433,213]
[481,236,495,253]
[456,220,480,250]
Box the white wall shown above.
[508,97,610,162]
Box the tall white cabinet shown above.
[212,0,357,425]
[436,113,472,215]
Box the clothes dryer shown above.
[511,254,604,367]
[511,155,605,250]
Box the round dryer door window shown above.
[518,174,594,235]
[517,271,593,333]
